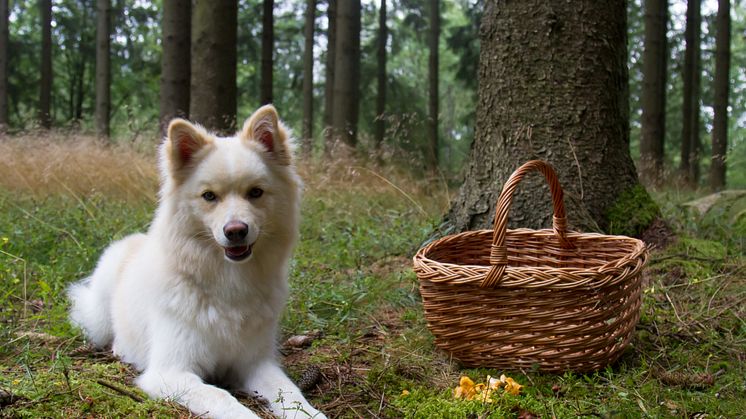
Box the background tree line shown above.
[0,0,743,187]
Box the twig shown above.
[566,137,584,200]
[664,292,686,326]
[350,166,427,216]
[96,379,144,403]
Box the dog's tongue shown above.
[225,245,250,257]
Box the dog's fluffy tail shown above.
[68,234,145,348]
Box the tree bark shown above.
[331,0,360,147]
[39,0,53,129]
[95,0,111,139]
[374,0,387,150]
[427,0,439,169]
[0,0,9,132]
[302,0,316,154]
[447,0,647,235]
[190,0,237,134]
[260,0,274,106]
[159,0,191,136]
[710,0,730,191]
[680,0,701,186]
[639,0,668,186]
[323,0,336,154]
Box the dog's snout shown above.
[223,221,249,242]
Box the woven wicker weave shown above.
[413,160,647,372]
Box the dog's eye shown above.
[202,191,217,202]
[247,187,264,199]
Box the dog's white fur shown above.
[68,106,325,419]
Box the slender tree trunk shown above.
[331,0,360,147]
[374,0,387,150]
[0,0,9,132]
[260,0,274,105]
[323,0,336,154]
[427,0,440,170]
[639,0,668,186]
[710,0,730,191]
[302,0,316,155]
[680,0,701,186]
[190,0,237,134]
[159,0,191,136]
[95,0,111,139]
[39,0,53,129]
[447,0,650,235]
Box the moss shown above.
[605,184,660,236]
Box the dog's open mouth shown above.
[224,244,253,261]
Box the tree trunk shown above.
[680,0,701,186]
[447,0,650,236]
[331,0,360,147]
[427,0,439,170]
[260,0,274,106]
[95,0,111,139]
[374,0,387,150]
[159,0,191,136]
[302,0,316,155]
[323,0,336,154]
[190,0,237,134]
[0,0,9,132]
[710,0,730,191]
[639,0,668,186]
[39,0,53,129]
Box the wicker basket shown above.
[413,160,647,373]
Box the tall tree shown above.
[160,0,191,136]
[323,0,337,153]
[448,0,653,235]
[302,0,316,154]
[427,0,440,169]
[374,0,387,150]
[0,0,8,132]
[639,0,668,186]
[710,0,730,191]
[39,0,52,128]
[331,0,360,147]
[260,0,274,106]
[680,0,702,186]
[190,0,237,134]
[95,0,111,139]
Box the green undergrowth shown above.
[2,182,745,418]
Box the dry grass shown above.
[0,131,450,217]
[0,131,159,202]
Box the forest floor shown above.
[0,134,744,418]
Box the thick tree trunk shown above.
[0,0,9,132]
[680,0,701,186]
[639,0,668,186]
[427,0,439,169]
[323,0,336,154]
[710,0,730,191]
[374,0,387,150]
[331,0,360,147]
[302,0,316,155]
[447,0,648,235]
[260,0,274,106]
[190,0,237,134]
[39,0,52,129]
[95,0,111,139]
[159,0,191,136]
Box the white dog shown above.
[68,105,325,418]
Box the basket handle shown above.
[481,160,574,288]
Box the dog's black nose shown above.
[223,221,249,242]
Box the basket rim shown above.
[413,228,648,290]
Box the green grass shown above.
[1,159,745,418]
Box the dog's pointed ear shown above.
[241,105,292,165]
[166,119,212,177]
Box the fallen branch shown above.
[96,379,144,403]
